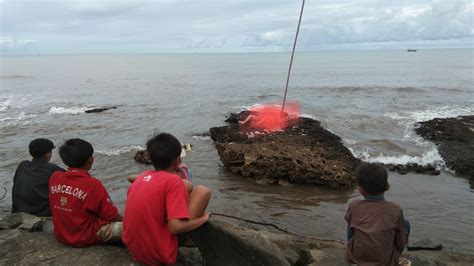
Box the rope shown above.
[212,212,345,244]
[282,0,305,112]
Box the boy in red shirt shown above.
[345,163,410,265]
[49,138,123,247]
[123,133,211,265]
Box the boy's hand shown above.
[202,212,211,222]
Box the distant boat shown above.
[407,49,417,52]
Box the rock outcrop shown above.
[384,163,440,176]
[415,115,474,179]
[190,217,474,266]
[209,114,361,189]
[1,213,473,266]
[84,106,117,113]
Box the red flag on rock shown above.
[239,102,300,135]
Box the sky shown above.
[0,0,473,54]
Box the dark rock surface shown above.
[407,239,443,251]
[84,106,117,113]
[384,163,440,175]
[415,115,474,179]
[0,212,43,232]
[190,217,474,266]
[209,115,361,190]
[134,149,151,164]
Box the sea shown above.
[1,49,473,254]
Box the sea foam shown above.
[348,146,444,167]
[385,106,474,123]
[96,145,144,156]
[49,106,89,115]
[0,99,11,112]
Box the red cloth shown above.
[123,170,190,266]
[49,168,119,247]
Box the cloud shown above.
[0,0,472,53]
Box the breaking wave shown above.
[385,106,474,123]
[49,106,89,115]
[96,145,144,156]
[0,99,11,112]
[348,146,444,167]
[0,112,37,127]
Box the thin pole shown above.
[282,0,305,112]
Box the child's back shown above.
[345,163,409,265]
[124,170,189,265]
[345,197,407,265]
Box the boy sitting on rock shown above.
[12,138,65,217]
[345,163,410,265]
[123,133,211,265]
[49,138,123,247]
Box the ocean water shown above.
[1,49,473,254]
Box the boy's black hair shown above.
[146,133,181,170]
[355,163,388,195]
[29,138,55,159]
[59,138,94,168]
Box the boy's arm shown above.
[168,212,210,234]
[395,210,408,251]
[344,203,353,241]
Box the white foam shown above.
[385,106,474,123]
[0,99,11,112]
[348,146,444,166]
[192,135,211,141]
[1,111,37,127]
[96,145,144,156]
[300,113,316,119]
[49,106,89,115]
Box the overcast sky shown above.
[0,0,472,54]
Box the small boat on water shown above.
[407,49,417,52]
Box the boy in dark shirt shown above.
[12,138,65,216]
[49,138,122,247]
[345,163,410,265]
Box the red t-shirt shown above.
[123,170,190,266]
[49,168,119,247]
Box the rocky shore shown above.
[415,115,474,180]
[1,212,473,265]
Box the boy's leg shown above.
[188,185,211,219]
[97,222,123,243]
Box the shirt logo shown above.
[143,175,153,182]
[60,196,68,206]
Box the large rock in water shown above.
[209,116,360,189]
[415,115,474,179]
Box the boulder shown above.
[407,239,443,251]
[84,106,117,113]
[0,212,43,232]
[384,163,440,176]
[415,115,474,179]
[209,115,361,190]
[134,149,151,164]
[190,217,474,266]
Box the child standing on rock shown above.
[345,163,410,265]
[123,133,211,265]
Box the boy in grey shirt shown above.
[12,138,64,216]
